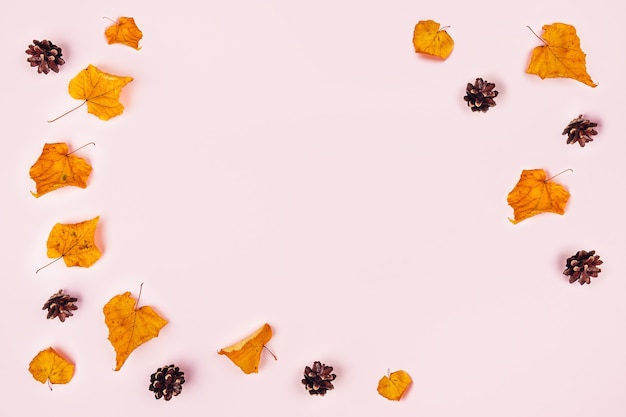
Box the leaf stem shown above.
[134,282,144,310]
[545,168,573,182]
[526,25,547,45]
[47,101,87,123]
[263,345,278,361]
[67,142,96,155]
[102,16,117,24]
[35,256,63,274]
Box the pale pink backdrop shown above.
[2,0,625,416]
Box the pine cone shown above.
[562,114,598,147]
[42,289,77,322]
[464,78,498,112]
[25,40,65,74]
[302,361,336,396]
[149,364,185,401]
[563,250,603,285]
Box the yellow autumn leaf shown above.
[29,142,93,197]
[49,65,133,122]
[103,291,168,371]
[526,23,596,87]
[412,20,454,59]
[41,216,101,271]
[28,347,75,387]
[105,17,143,50]
[377,369,412,401]
[507,169,570,224]
[218,323,274,374]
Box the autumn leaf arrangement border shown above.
[26,17,603,400]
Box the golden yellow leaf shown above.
[412,20,454,59]
[52,64,133,122]
[507,169,570,224]
[218,323,274,374]
[103,291,168,371]
[28,347,75,386]
[29,142,92,198]
[43,216,101,269]
[105,17,143,50]
[526,23,596,87]
[377,369,412,401]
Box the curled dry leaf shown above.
[29,142,92,197]
[28,347,75,387]
[377,369,412,401]
[507,169,570,224]
[50,65,133,122]
[42,216,102,270]
[218,323,274,374]
[526,23,596,87]
[103,291,168,371]
[105,17,143,49]
[412,20,454,59]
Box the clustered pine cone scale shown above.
[464,78,498,112]
[562,114,598,147]
[302,361,336,396]
[42,289,78,322]
[149,364,185,401]
[25,39,65,74]
[563,250,603,285]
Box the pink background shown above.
[2,0,625,415]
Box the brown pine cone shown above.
[149,364,185,401]
[563,250,603,285]
[42,289,78,322]
[464,78,498,112]
[562,114,598,147]
[302,361,336,396]
[25,40,65,74]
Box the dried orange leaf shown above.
[105,17,143,50]
[412,20,454,59]
[507,169,570,224]
[377,369,412,401]
[218,323,273,374]
[103,291,168,371]
[65,64,133,121]
[45,216,101,268]
[526,23,596,87]
[28,347,75,386]
[29,142,92,197]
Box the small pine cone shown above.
[464,78,498,112]
[149,364,185,401]
[302,361,336,396]
[563,250,603,285]
[562,114,598,147]
[42,289,78,322]
[25,40,65,74]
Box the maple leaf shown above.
[218,323,275,374]
[412,20,454,59]
[28,347,75,388]
[507,169,570,224]
[104,17,143,50]
[377,369,412,401]
[49,65,133,122]
[29,142,93,197]
[103,290,168,371]
[39,216,102,272]
[526,23,597,87]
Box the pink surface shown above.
[2,0,625,416]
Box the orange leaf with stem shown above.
[218,323,275,374]
[104,16,143,50]
[49,65,133,122]
[507,169,571,224]
[412,20,454,59]
[526,23,596,87]
[377,369,412,401]
[28,347,75,389]
[37,216,102,272]
[103,286,168,371]
[29,142,94,197]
